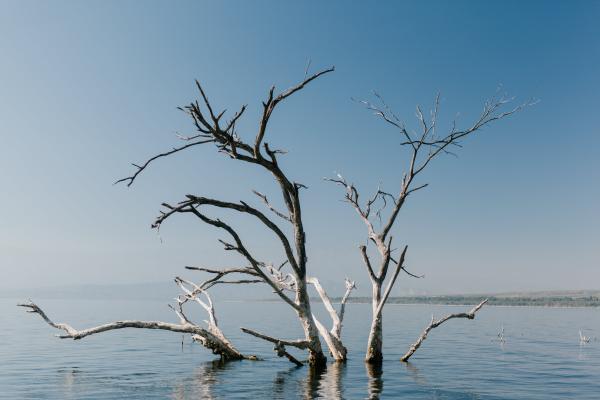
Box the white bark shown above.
[240,327,307,366]
[307,277,355,361]
[400,299,488,362]
[19,277,258,361]
[329,91,526,363]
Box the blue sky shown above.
[1,1,598,296]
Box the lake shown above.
[1,298,598,399]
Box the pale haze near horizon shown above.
[1,1,598,298]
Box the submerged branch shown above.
[18,299,255,361]
[240,327,310,349]
[400,299,488,362]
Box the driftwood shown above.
[328,91,528,363]
[115,67,334,367]
[400,299,488,362]
[18,276,256,360]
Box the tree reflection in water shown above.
[271,362,347,399]
[404,361,427,386]
[170,359,388,399]
[366,362,384,400]
[172,359,232,399]
[318,362,345,399]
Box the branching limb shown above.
[254,67,335,158]
[400,299,488,362]
[18,301,79,338]
[114,67,334,367]
[17,300,251,360]
[307,277,356,361]
[359,245,377,282]
[375,245,408,317]
[114,139,214,187]
[307,277,341,333]
[156,203,300,311]
[252,190,291,222]
[174,277,217,326]
[240,327,310,366]
[336,278,356,338]
[329,89,526,363]
[183,265,262,290]
[312,315,347,362]
[274,341,304,367]
[325,175,379,244]
[307,277,355,340]
[390,254,424,279]
[153,195,301,277]
[240,327,310,349]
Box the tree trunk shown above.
[365,282,383,364]
[297,286,327,367]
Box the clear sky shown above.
[1,1,598,296]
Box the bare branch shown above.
[307,277,340,331]
[400,299,488,362]
[254,67,334,157]
[18,300,252,360]
[114,68,335,367]
[336,278,356,338]
[183,265,262,290]
[153,195,301,277]
[17,301,78,338]
[114,139,214,187]
[252,190,291,222]
[375,245,408,317]
[307,277,355,361]
[390,255,424,279]
[240,327,310,349]
[359,245,377,282]
[274,341,304,366]
[312,315,346,361]
[183,207,301,311]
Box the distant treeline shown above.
[333,295,600,307]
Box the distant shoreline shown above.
[334,295,600,308]
[2,284,599,307]
[248,292,600,307]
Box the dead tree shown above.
[115,67,334,367]
[400,299,488,362]
[307,277,356,361]
[328,91,528,363]
[18,275,255,361]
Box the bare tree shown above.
[18,275,256,361]
[113,67,335,366]
[328,91,528,363]
[19,68,335,367]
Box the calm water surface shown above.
[1,298,598,399]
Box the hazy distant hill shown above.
[0,282,264,301]
[2,283,599,307]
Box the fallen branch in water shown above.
[401,299,488,362]
[18,276,259,361]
